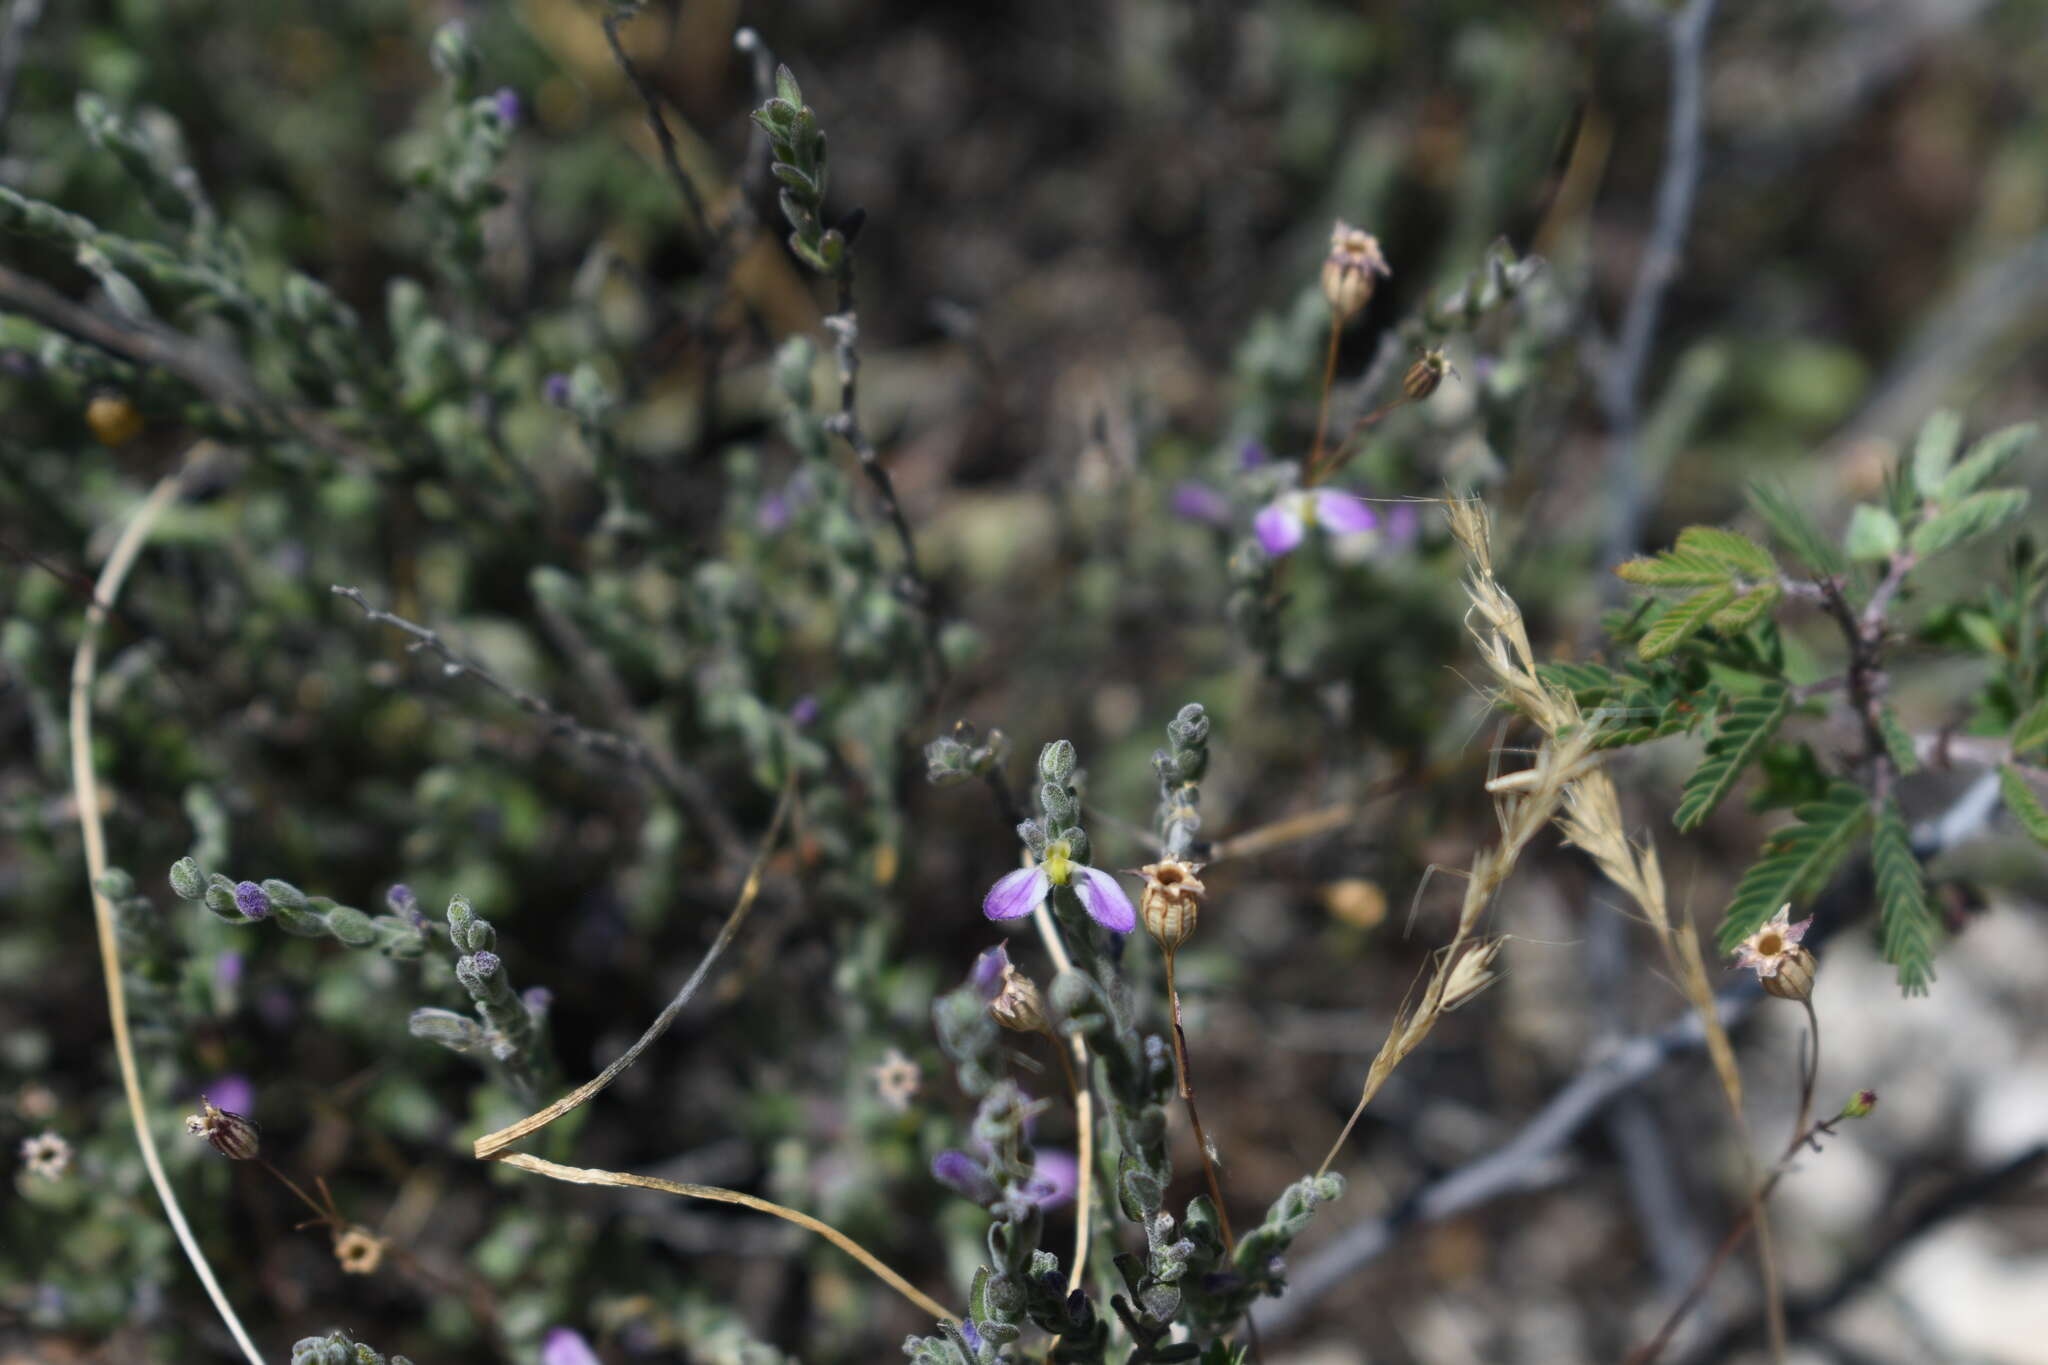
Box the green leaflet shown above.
[1999,764,2048,848]
[1747,480,1844,576]
[1877,705,1920,775]
[1673,525,1776,577]
[2010,697,2048,757]
[1615,525,1776,589]
[1718,782,1871,951]
[1938,422,2037,503]
[1910,408,1963,498]
[1639,584,1736,660]
[1910,488,2030,558]
[1872,798,1938,995]
[1675,684,1790,832]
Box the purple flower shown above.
[932,1149,998,1205]
[789,694,820,728]
[386,883,425,928]
[543,372,571,407]
[984,843,1136,934]
[1169,481,1232,526]
[214,951,244,990]
[232,881,270,920]
[1253,489,1377,558]
[541,1328,601,1365]
[205,1074,254,1119]
[968,944,1011,1001]
[756,492,791,533]
[492,87,522,126]
[522,985,554,1014]
[960,1321,984,1351]
[1239,440,1270,469]
[1022,1149,1078,1210]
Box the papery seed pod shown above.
[86,394,144,447]
[989,965,1050,1035]
[1137,858,1206,952]
[1320,221,1391,322]
[1761,945,1817,1002]
[184,1096,260,1160]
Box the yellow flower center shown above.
[1042,841,1075,886]
[1757,931,1783,956]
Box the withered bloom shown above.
[1321,221,1391,321]
[1732,905,1816,1002]
[1137,858,1206,952]
[184,1096,260,1161]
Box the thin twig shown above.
[1163,948,1235,1249]
[600,9,715,246]
[69,452,265,1365]
[474,775,796,1160]
[822,280,947,689]
[1593,0,1718,572]
[331,584,748,869]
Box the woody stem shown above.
[1163,948,1234,1250]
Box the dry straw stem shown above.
[69,450,267,1365]
[473,776,957,1325]
[1450,498,1784,1356]
[1030,900,1096,1294]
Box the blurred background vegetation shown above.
[5,1,2048,1362]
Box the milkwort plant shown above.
[7,3,2048,1363]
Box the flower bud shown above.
[1137,859,1205,952]
[168,857,206,901]
[1842,1088,1878,1119]
[185,1097,260,1160]
[989,965,1050,1035]
[86,394,143,447]
[1320,222,1391,322]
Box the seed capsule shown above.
[1321,222,1391,322]
[989,965,1051,1035]
[1760,945,1817,1002]
[184,1097,260,1160]
[1137,858,1205,952]
[1403,349,1454,401]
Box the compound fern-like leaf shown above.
[1718,782,1871,952]
[1872,798,1938,995]
[1675,684,1790,832]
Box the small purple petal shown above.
[984,867,1050,922]
[232,881,270,920]
[1024,1149,1078,1210]
[1073,866,1136,934]
[756,492,791,533]
[960,1321,984,1351]
[1169,481,1232,526]
[1239,440,1270,469]
[1311,490,1377,536]
[1254,498,1305,557]
[1384,501,1420,547]
[541,1328,602,1365]
[213,951,243,989]
[493,87,522,126]
[789,694,820,727]
[970,944,1011,999]
[206,1075,254,1118]
[543,373,571,407]
[932,1149,998,1205]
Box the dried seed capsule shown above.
[1137,858,1206,952]
[1761,945,1817,1002]
[184,1097,260,1160]
[1320,221,1391,322]
[1403,349,1454,401]
[989,965,1050,1035]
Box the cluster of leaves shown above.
[1567,412,2040,992]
